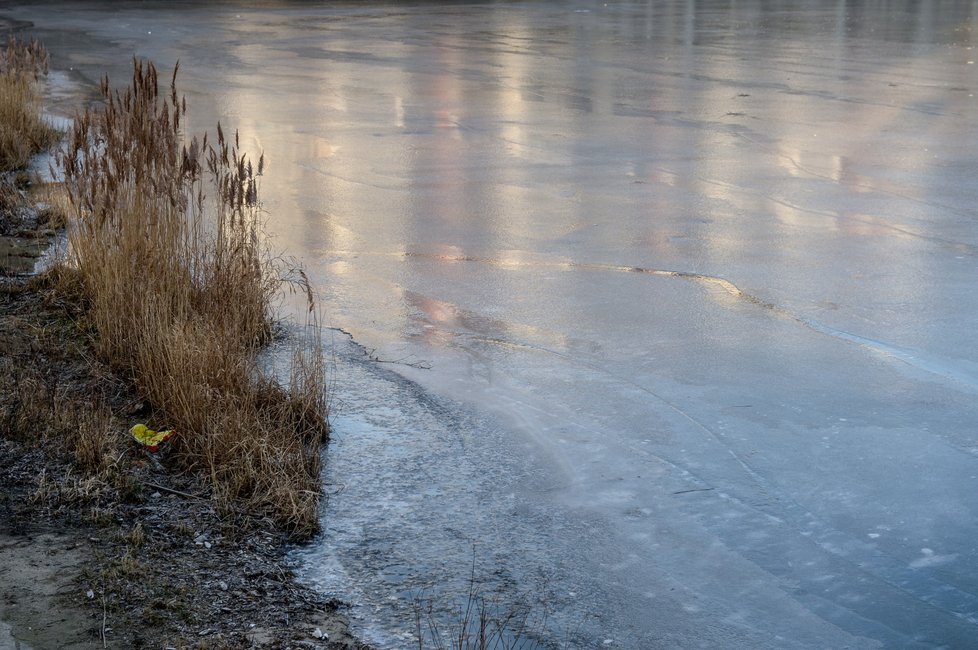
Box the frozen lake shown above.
[6,0,978,646]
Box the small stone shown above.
[151,491,161,498]
[312,627,325,639]
[86,590,95,599]
[204,541,212,549]
[219,581,228,591]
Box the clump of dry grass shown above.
[59,59,328,536]
[0,37,59,171]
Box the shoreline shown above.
[0,261,369,650]
[0,24,371,650]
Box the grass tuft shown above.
[0,37,58,170]
[58,58,328,537]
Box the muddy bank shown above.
[0,203,368,649]
[0,281,368,650]
[0,436,362,650]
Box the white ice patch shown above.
[909,548,957,569]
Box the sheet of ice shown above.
[0,621,34,650]
[8,0,978,647]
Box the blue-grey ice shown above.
[7,1,978,647]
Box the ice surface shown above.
[8,0,978,647]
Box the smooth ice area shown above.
[7,0,978,647]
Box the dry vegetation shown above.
[0,37,58,170]
[57,58,329,536]
[0,36,328,538]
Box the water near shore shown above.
[7,1,978,646]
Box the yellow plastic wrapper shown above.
[130,424,175,452]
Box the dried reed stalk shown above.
[59,59,328,536]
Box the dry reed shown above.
[59,59,328,536]
[0,37,58,170]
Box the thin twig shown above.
[141,480,208,501]
[101,590,107,648]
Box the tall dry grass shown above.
[0,37,58,171]
[59,59,328,536]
